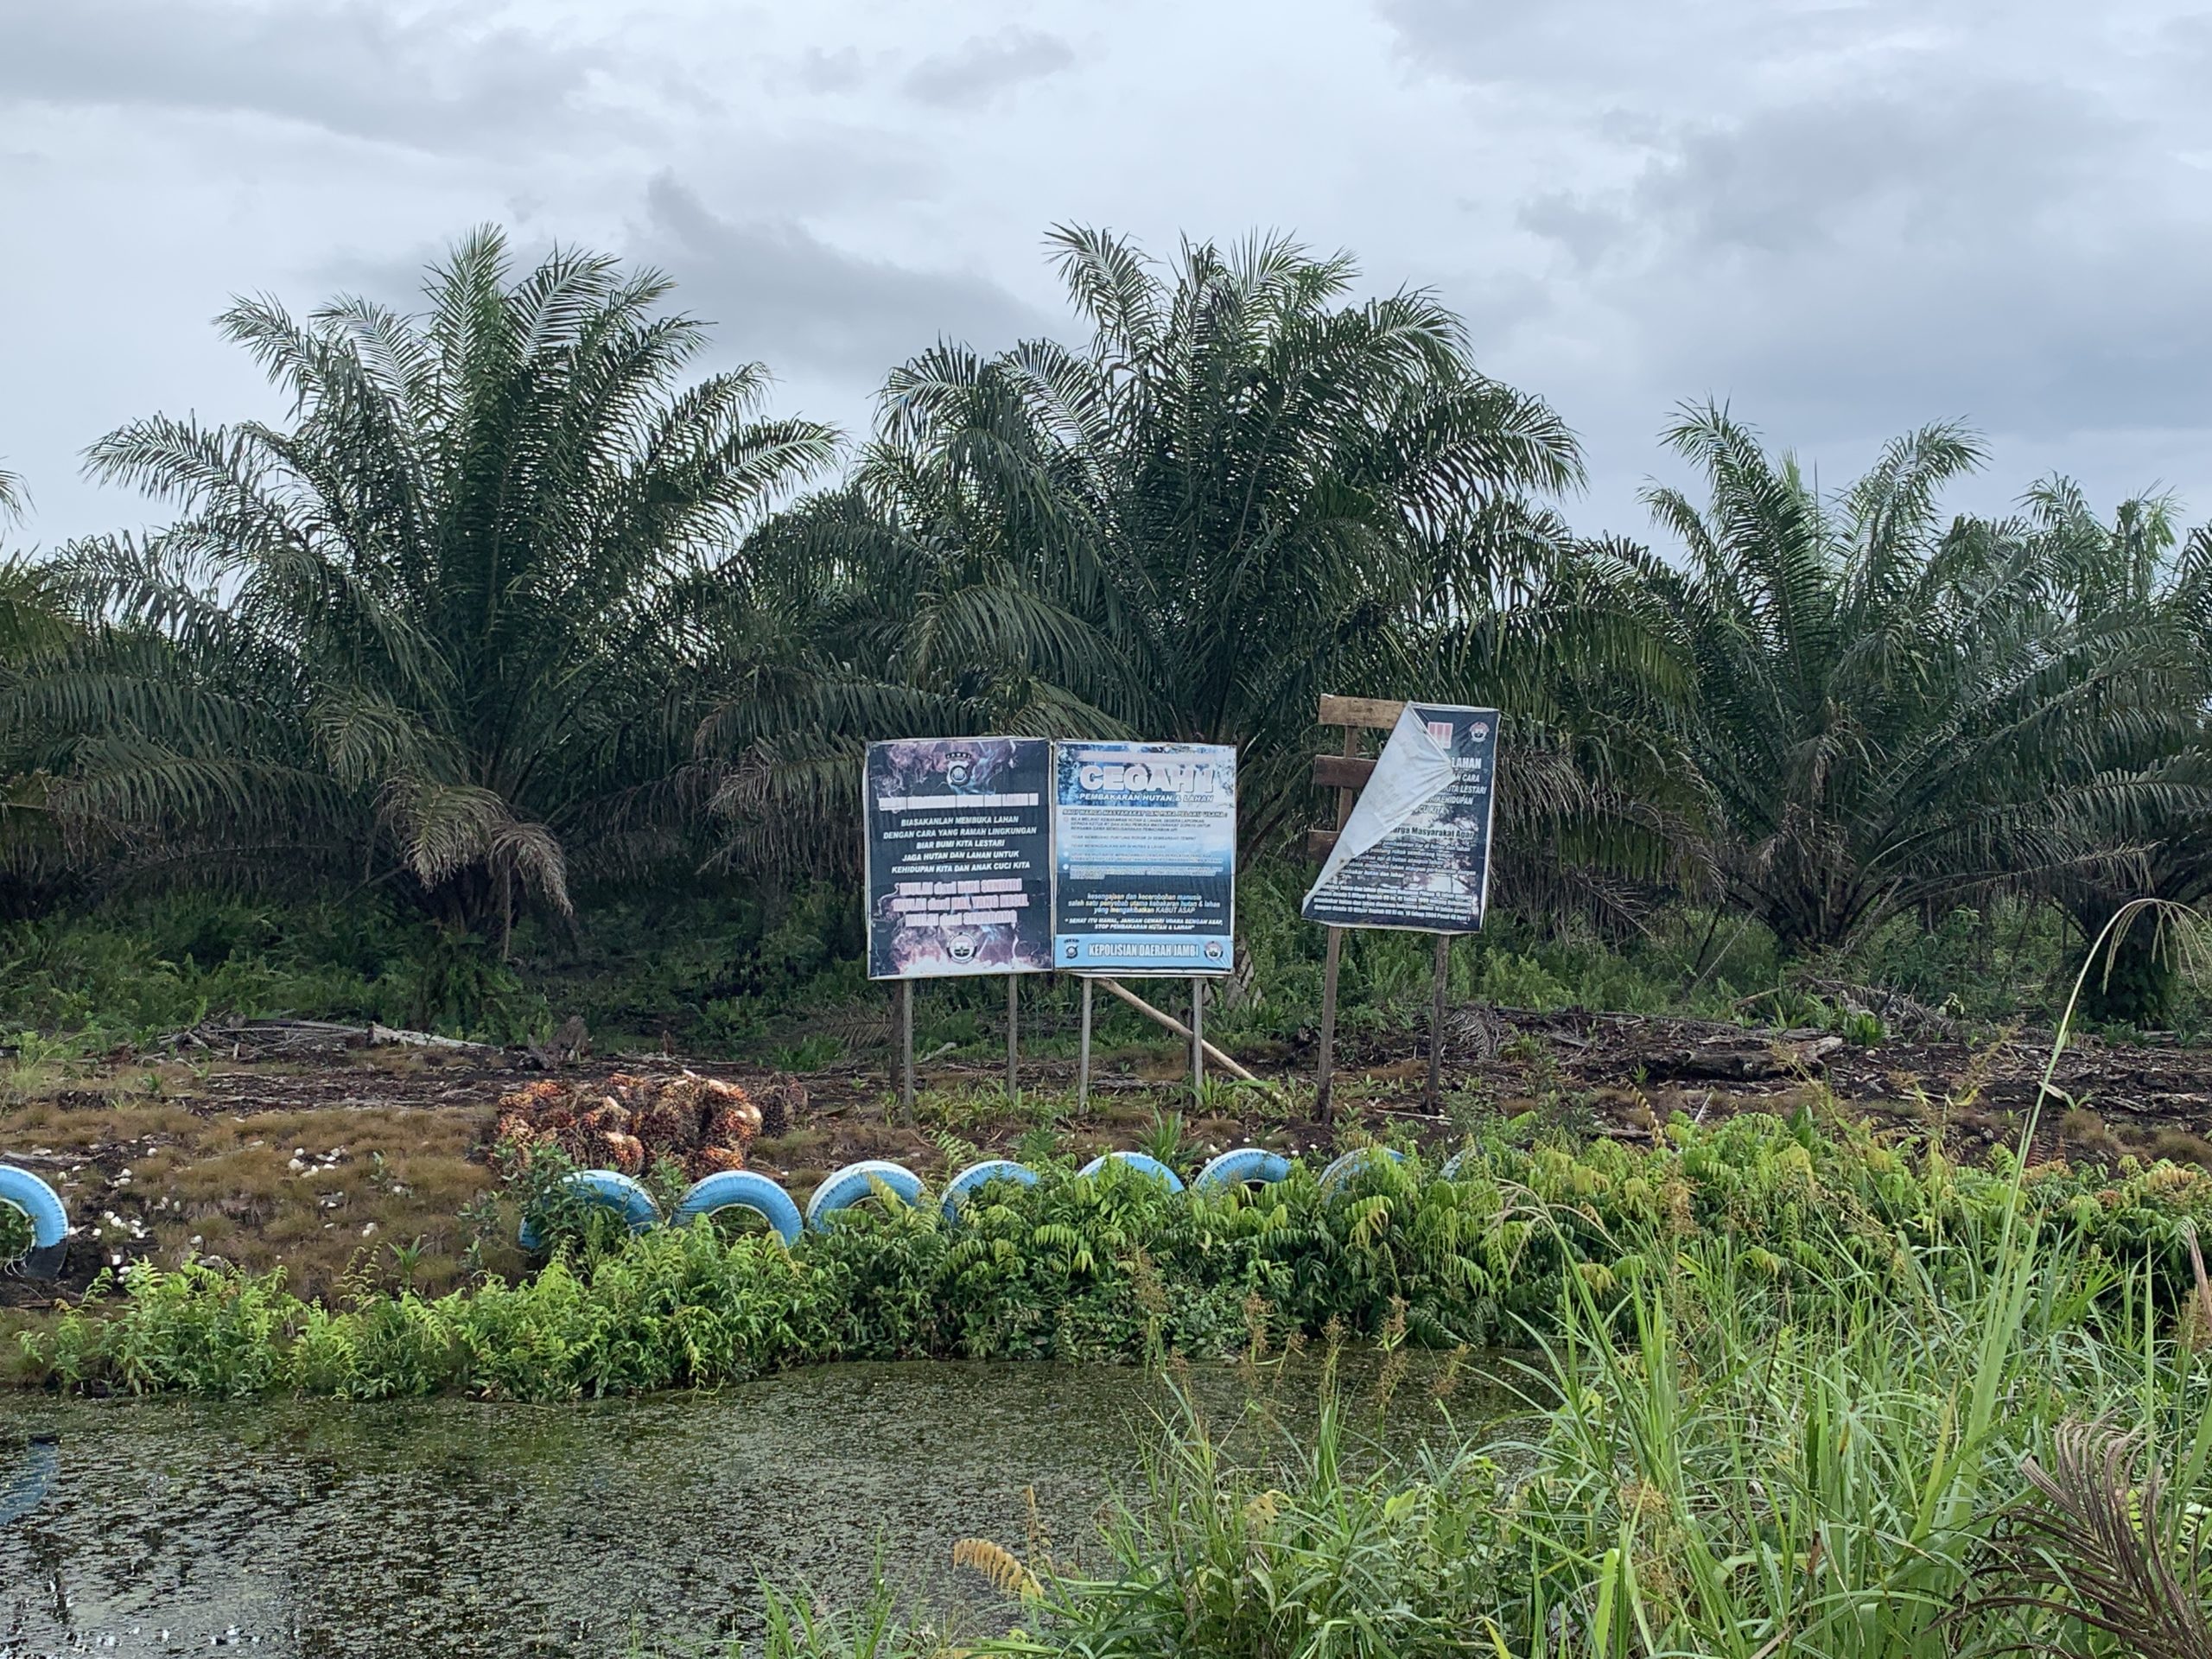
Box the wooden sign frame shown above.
[1306,695,1459,1119]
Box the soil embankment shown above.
[5,1006,2209,1306]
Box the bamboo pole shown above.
[1006,974,1019,1100]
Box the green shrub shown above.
[25,1113,2212,1401]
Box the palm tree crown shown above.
[27,228,837,931]
[1645,404,2203,954]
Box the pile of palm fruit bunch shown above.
[494,1071,798,1178]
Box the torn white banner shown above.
[1302,702,1499,932]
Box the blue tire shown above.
[1192,1147,1294,1192]
[1318,1146,1406,1195]
[0,1165,67,1279]
[518,1169,662,1250]
[940,1159,1039,1219]
[1076,1151,1185,1192]
[805,1160,925,1230]
[672,1171,803,1247]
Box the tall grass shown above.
[1497,1243,2112,1659]
[751,1236,2212,1659]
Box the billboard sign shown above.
[1300,704,1499,933]
[864,737,1052,979]
[1051,741,1236,975]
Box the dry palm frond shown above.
[1242,1489,1287,1529]
[2184,1224,2212,1351]
[950,1537,1039,1600]
[1973,1420,2212,1659]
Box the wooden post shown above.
[1427,932,1450,1110]
[1192,978,1206,1094]
[1314,720,1361,1123]
[1006,975,1019,1100]
[898,979,915,1124]
[1077,976,1094,1111]
[1317,926,1343,1117]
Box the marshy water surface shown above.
[0,1357,1507,1659]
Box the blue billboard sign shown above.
[1050,742,1237,975]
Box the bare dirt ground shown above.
[5,1004,2210,1309]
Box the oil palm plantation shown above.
[0,464,88,916]
[0,462,61,664]
[2002,478,2212,1020]
[702,226,1650,867]
[17,229,837,936]
[1643,404,2204,957]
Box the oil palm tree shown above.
[0,466,88,916]
[19,228,837,936]
[0,466,67,665]
[2004,478,2212,1020]
[1644,404,2202,956]
[704,226,1609,865]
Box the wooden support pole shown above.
[1314,720,1360,1123]
[898,978,915,1124]
[1006,975,1020,1100]
[1427,932,1450,1110]
[1317,926,1343,1120]
[1192,977,1206,1096]
[1077,976,1094,1111]
[1094,976,1274,1092]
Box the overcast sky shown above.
[2,0,2207,551]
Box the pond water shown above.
[0,1358,1511,1659]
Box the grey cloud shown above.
[1631,82,2118,257]
[1385,0,2212,505]
[1636,232,2212,442]
[1515,193,1630,266]
[901,29,1075,106]
[1381,0,2017,93]
[796,46,868,94]
[1514,79,2120,270]
[0,0,598,150]
[635,176,1054,379]
[1520,79,2200,434]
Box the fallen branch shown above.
[367,1023,500,1054]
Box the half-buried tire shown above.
[940,1159,1039,1220]
[672,1170,803,1246]
[1076,1151,1185,1192]
[1192,1147,1294,1192]
[1317,1145,1406,1196]
[805,1160,925,1230]
[518,1169,662,1251]
[0,1165,67,1279]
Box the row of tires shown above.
[0,1147,1420,1273]
[520,1145,1415,1250]
[0,1165,71,1279]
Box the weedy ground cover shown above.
[0,874,2165,1064]
[16,1105,2212,1402]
